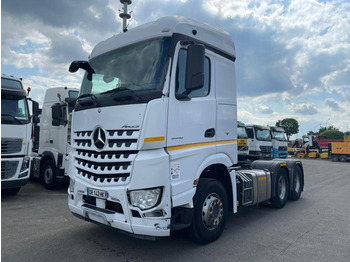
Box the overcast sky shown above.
[1,0,349,138]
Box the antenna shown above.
[119,0,132,32]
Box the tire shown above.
[271,169,289,209]
[188,178,228,244]
[339,155,347,162]
[289,165,302,201]
[331,155,338,162]
[41,159,58,190]
[2,187,21,195]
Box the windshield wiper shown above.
[77,93,101,107]
[1,114,23,124]
[101,86,141,102]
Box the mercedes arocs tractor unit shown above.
[1,75,39,195]
[32,87,79,189]
[62,17,304,244]
[246,124,273,160]
[270,126,288,159]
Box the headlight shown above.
[128,187,162,210]
[20,157,30,172]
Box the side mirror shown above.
[33,115,40,124]
[185,44,205,92]
[65,97,77,108]
[51,103,67,126]
[32,101,40,116]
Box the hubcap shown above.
[278,176,287,199]
[44,166,53,184]
[202,193,223,230]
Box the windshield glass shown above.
[272,131,287,141]
[255,128,271,141]
[1,78,23,90]
[80,37,170,97]
[1,94,30,124]
[237,126,248,138]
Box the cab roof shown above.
[90,16,236,60]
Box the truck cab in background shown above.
[32,87,79,189]
[246,124,273,160]
[1,75,39,195]
[237,121,249,162]
[270,126,288,159]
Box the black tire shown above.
[289,165,302,201]
[2,187,21,195]
[331,155,338,162]
[271,169,289,209]
[41,159,58,190]
[188,178,228,244]
[339,155,347,162]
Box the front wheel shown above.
[271,169,289,209]
[339,155,347,162]
[42,160,58,190]
[188,178,228,244]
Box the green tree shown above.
[344,131,350,136]
[318,125,338,134]
[276,118,299,141]
[319,130,344,139]
[307,130,317,135]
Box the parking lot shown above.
[2,158,350,262]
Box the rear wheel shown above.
[339,155,347,162]
[289,165,302,201]
[42,160,58,190]
[188,178,228,244]
[271,169,289,208]
[331,155,338,162]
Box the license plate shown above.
[87,188,108,199]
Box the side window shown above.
[246,128,254,139]
[176,48,210,99]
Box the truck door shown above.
[167,46,215,149]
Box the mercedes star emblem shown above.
[93,127,106,150]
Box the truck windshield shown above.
[79,37,170,98]
[237,127,248,138]
[255,128,271,141]
[272,131,287,141]
[1,94,30,124]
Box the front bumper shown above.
[68,149,172,237]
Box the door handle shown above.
[205,128,215,138]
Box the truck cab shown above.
[270,126,288,159]
[245,124,273,160]
[1,75,39,194]
[32,87,79,189]
[237,121,249,162]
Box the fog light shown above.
[128,187,162,210]
[20,157,30,172]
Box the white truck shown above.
[237,121,249,162]
[1,75,39,195]
[270,126,288,159]
[245,124,273,160]
[32,87,79,189]
[62,17,304,244]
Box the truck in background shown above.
[328,135,350,162]
[32,87,79,189]
[246,124,273,160]
[270,126,288,159]
[302,135,343,153]
[63,16,304,244]
[237,121,249,163]
[1,75,39,195]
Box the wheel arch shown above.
[40,151,56,176]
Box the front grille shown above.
[1,161,19,179]
[73,129,139,185]
[83,195,124,214]
[278,146,288,151]
[1,138,22,154]
[260,146,272,153]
